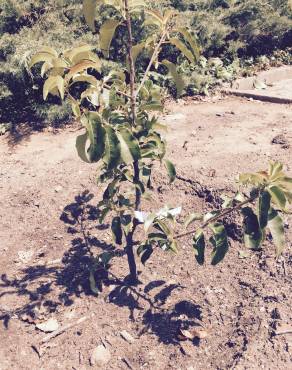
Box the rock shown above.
[36,318,59,332]
[18,249,34,264]
[271,134,288,145]
[90,345,111,367]
[54,185,63,193]
[120,330,135,344]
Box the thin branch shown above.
[124,0,139,282]
[174,196,256,240]
[124,0,136,124]
[135,30,168,98]
[103,83,131,99]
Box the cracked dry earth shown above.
[0,96,292,370]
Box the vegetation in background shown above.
[0,0,291,129]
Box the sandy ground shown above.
[0,96,292,370]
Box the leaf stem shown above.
[174,195,256,240]
[135,30,168,98]
[103,83,132,99]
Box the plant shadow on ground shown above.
[0,190,203,345]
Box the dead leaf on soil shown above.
[178,327,209,341]
[238,250,250,259]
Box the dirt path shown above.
[0,97,291,370]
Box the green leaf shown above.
[268,208,285,258]
[64,45,96,64]
[184,213,203,228]
[121,215,133,236]
[154,220,171,237]
[144,213,156,232]
[132,42,145,65]
[85,113,105,162]
[268,185,287,211]
[193,229,205,265]
[66,60,101,81]
[140,102,163,112]
[258,190,271,229]
[43,75,65,100]
[138,244,153,265]
[169,240,178,253]
[98,251,114,266]
[39,46,58,57]
[83,0,97,32]
[276,176,292,192]
[162,60,185,96]
[169,37,194,63]
[242,207,263,249]
[238,250,251,259]
[116,128,141,164]
[89,269,100,295]
[177,28,200,62]
[100,19,121,58]
[164,159,176,183]
[76,132,90,163]
[209,223,229,265]
[29,52,54,68]
[103,126,120,169]
[111,216,122,245]
[269,161,284,180]
[148,232,167,241]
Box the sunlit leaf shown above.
[140,102,163,111]
[116,128,141,164]
[39,46,58,57]
[268,208,285,258]
[83,0,97,32]
[169,37,194,63]
[268,185,287,211]
[64,45,95,64]
[89,269,100,295]
[66,60,101,81]
[30,52,54,69]
[144,213,156,232]
[162,60,185,96]
[144,9,164,28]
[76,132,90,163]
[185,213,203,228]
[164,159,176,183]
[43,75,65,100]
[177,28,200,62]
[100,19,121,58]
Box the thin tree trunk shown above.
[124,0,139,282]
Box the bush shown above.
[0,0,291,129]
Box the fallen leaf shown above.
[178,327,209,341]
[238,250,250,259]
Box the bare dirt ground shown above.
[0,96,292,370]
